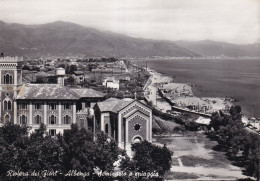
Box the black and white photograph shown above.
[0,0,259,180]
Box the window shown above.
[3,100,12,110]
[105,123,109,134]
[34,103,42,110]
[133,137,142,143]
[3,74,13,84]
[49,115,56,124]
[8,101,12,110]
[63,115,71,124]
[64,103,71,110]
[49,103,56,110]
[4,101,7,110]
[20,115,27,125]
[4,115,10,123]
[49,129,56,137]
[19,102,28,110]
[133,123,141,132]
[35,115,41,124]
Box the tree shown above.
[121,140,173,180]
[48,76,57,84]
[0,122,29,180]
[58,64,66,68]
[0,121,28,144]
[57,124,127,180]
[0,123,173,181]
[66,76,75,85]
[208,106,259,180]
[66,65,77,74]
[0,123,64,181]
[22,65,31,71]
[36,75,46,83]
[243,133,260,180]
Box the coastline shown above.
[136,58,260,119]
[143,68,250,125]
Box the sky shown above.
[0,0,259,44]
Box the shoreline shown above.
[143,68,250,125]
[134,58,260,119]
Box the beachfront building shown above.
[94,98,152,155]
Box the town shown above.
[0,54,259,181]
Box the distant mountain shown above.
[0,21,199,58]
[175,40,260,57]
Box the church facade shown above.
[94,98,152,155]
[0,56,152,154]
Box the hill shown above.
[0,21,199,58]
[175,40,260,57]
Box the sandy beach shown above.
[144,70,172,112]
[144,69,234,115]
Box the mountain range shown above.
[0,21,259,58]
[175,40,260,57]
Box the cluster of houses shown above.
[0,56,152,155]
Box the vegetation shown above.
[152,107,202,133]
[120,140,173,181]
[0,123,172,181]
[208,105,260,180]
[65,65,77,74]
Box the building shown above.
[0,56,23,125]
[0,57,105,135]
[103,77,120,90]
[0,56,152,155]
[94,98,152,155]
[73,70,84,84]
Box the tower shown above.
[0,56,23,124]
[56,67,65,86]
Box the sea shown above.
[135,58,260,118]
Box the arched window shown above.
[105,123,109,134]
[7,101,12,110]
[3,100,11,110]
[3,74,13,84]
[63,115,71,124]
[133,136,142,144]
[20,115,27,125]
[3,100,7,110]
[49,115,56,124]
[10,75,13,84]
[35,115,41,124]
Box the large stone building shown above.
[0,56,105,135]
[0,56,152,154]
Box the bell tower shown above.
[0,56,23,125]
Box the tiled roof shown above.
[16,84,80,100]
[71,88,105,98]
[97,98,133,113]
